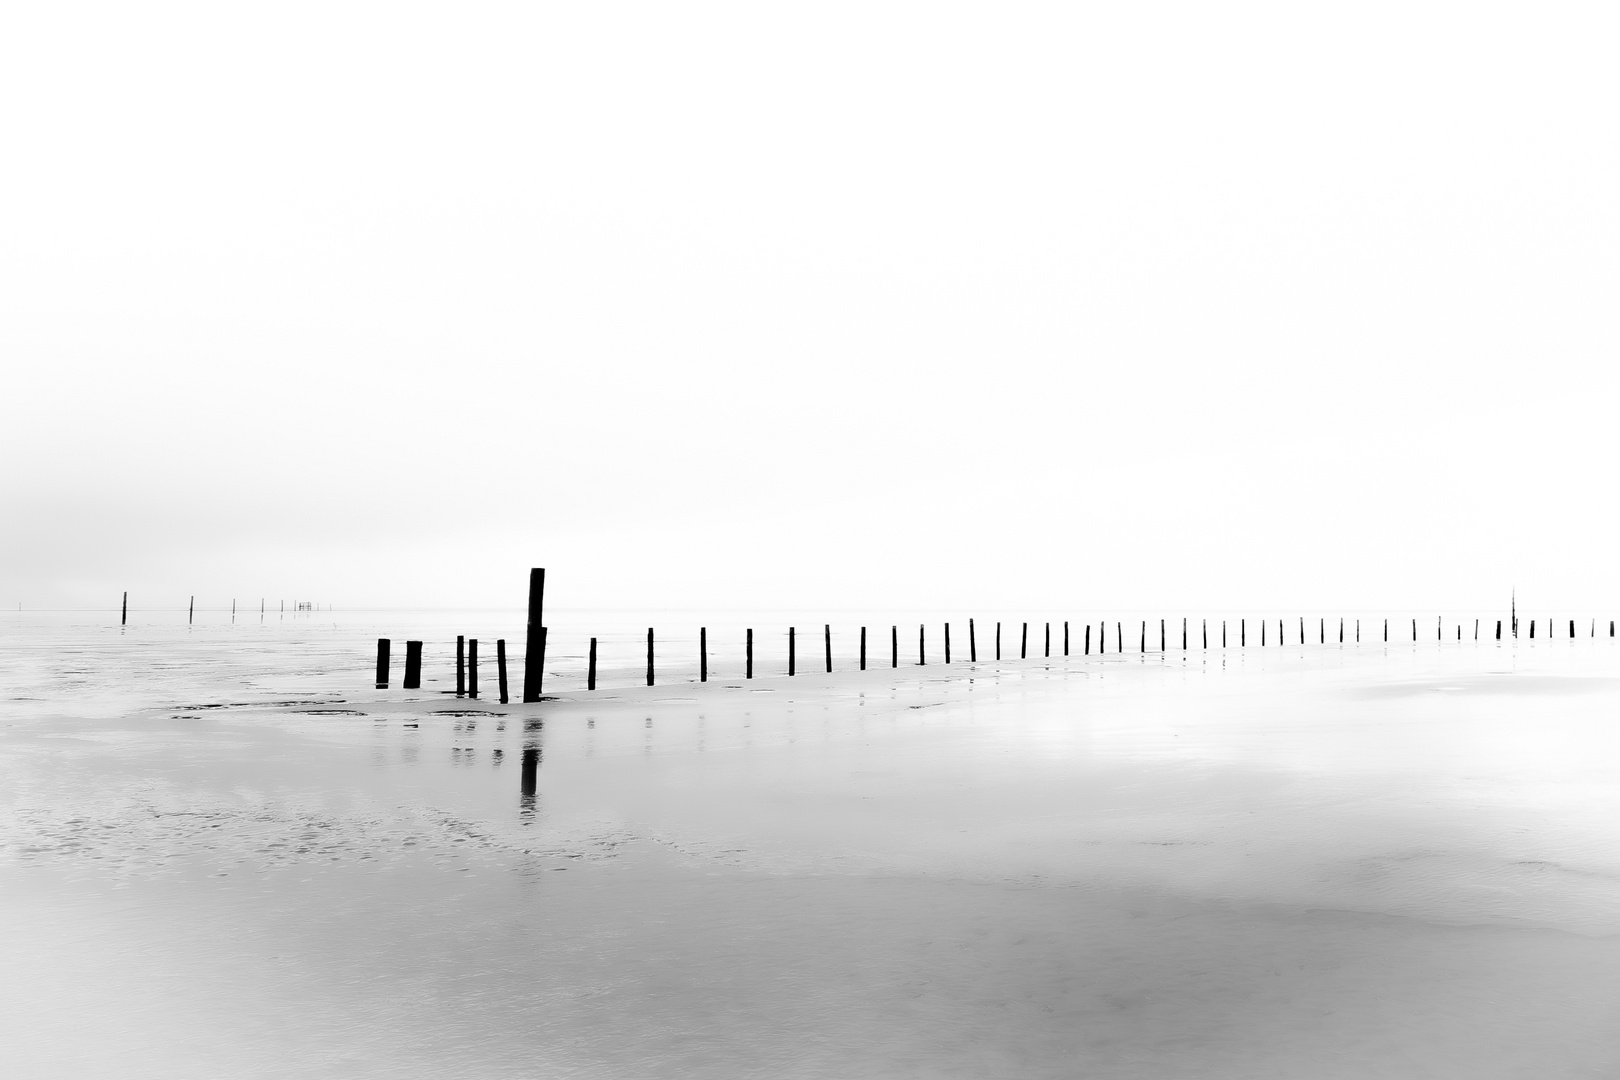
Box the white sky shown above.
[3,1,1618,614]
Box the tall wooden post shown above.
[969,618,977,662]
[588,636,598,689]
[1495,621,1501,641]
[496,639,509,703]
[789,627,796,676]
[891,625,898,668]
[468,638,479,699]
[521,568,546,703]
[745,630,752,680]
[647,628,655,685]
[945,623,951,664]
[1064,621,1070,656]
[375,638,391,689]
[1044,622,1050,658]
[860,626,867,670]
[1084,624,1091,655]
[918,624,926,665]
[456,636,466,697]
[996,622,1002,661]
[1160,619,1165,652]
[825,624,833,673]
[403,641,422,689]
[121,591,127,626]
[188,596,194,625]
[700,627,708,683]
[1141,621,1146,654]
[1020,622,1027,659]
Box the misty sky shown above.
[4,1,1617,614]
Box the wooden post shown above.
[1222,620,1227,647]
[1020,622,1027,659]
[1260,620,1265,646]
[945,623,952,664]
[919,624,926,665]
[121,591,127,626]
[1159,619,1165,652]
[1241,619,1245,646]
[188,596,194,625]
[789,627,796,676]
[1084,624,1091,655]
[375,638,391,689]
[403,641,422,689]
[646,628,655,685]
[891,625,898,668]
[1383,618,1387,642]
[701,627,708,682]
[521,568,546,704]
[588,637,598,689]
[1116,622,1122,654]
[1201,619,1206,649]
[1044,622,1050,658]
[1530,620,1536,639]
[825,624,833,673]
[745,630,753,680]
[996,622,1002,661]
[860,626,867,670]
[1356,619,1360,642]
[1495,620,1501,641]
[1064,621,1070,656]
[468,638,479,699]
[1140,621,1145,654]
[1570,619,1575,639]
[1182,618,1187,650]
[969,619,977,662]
[456,636,466,697]
[1339,617,1344,643]
[497,639,509,703]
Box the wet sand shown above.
[3,616,1618,1077]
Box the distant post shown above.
[121,591,127,626]
[403,641,423,689]
[825,624,833,673]
[860,626,867,670]
[646,628,655,685]
[189,596,194,625]
[891,626,898,668]
[788,627,796,676]
[944,623,951,664]
[700,627,708,683]
[918,624,925,665]
[746,629,753,679]
[969,619,977,662]
[1044,622,1050,658]
[521,568,546,703]
[996,622,1001,661]
[468,638,479,699]
[588,637,597,689]
[375,638,391,689]
[1084,624,1091,655]
[496,640,509,703]
[1064,621,1070,656]
[1020,622,1027,659]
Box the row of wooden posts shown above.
[374,611,1618,699]
[117,594,325,625]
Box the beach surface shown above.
[3,612,1619,1078]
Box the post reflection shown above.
[519,743,540,816]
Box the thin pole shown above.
[1140,621,1146,654]
[456,635,465,697]
[996,622,1002,661]
[945,623,952,664]
[860,626,867,670]
[1044,622,1050,658]
[701,627,708,682]
[891,625,898,668]
[1261,620,1266,646]
[969,619,977,662]
[1064,621,1070,656]
[1160,619,1165,652]
[1020,622,1027,659]
[468,638,479,699]
[789,627,796,676]
[121,591,127,626]
[403,641,422,689]
[918,624,926,665]
[646,628,655,685]
[188,596,193,625]
[825,624,833,673]
[1084,624,1091,655]
[745,630,752,680]
[496,639,508,703]
[1182,618,1187,650]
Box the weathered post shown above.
[1241,619,1245,646]
[1495,621,1501,641]
[1222,620,1227,647]
[891,625,898,669]
[860,626,867,670]
[1202,619,1207,649]
[788,627,796,676]
[1261,620,1266,646]
[121,591,127,626]
[996,622,1002,661]
[1140,621,1146,654]
[1160,619,1165,652]
[945,623,952,664]
[521,568,546,704]
[403,641,423,689]
[588,637,598,689]
[1020,622,1027,660]
[1084,624,1092,655]
[496,639,509,703]
[1064,621,1070,656]
[919,624,926,665]
[700,627,708,683]
[468,639,479,699]
[1182,618,1187,650]
[1044,622,1050,658]
[1570,619,1576,639]
[1530,620,1536,639]
[745,630,753,680]
[1383,618,1388,642]
[456,636,466,697]
[1116,622,1122,653]
[375,638,391,689]
[645,628,655,685]
[189,596,194,625]
[970,619,977,662]
[825,624,833,673]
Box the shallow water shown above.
[3,612,1618,1077]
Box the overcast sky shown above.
[4,1,1617,615]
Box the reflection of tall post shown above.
[522,568,546,703]
[520,744,539,810]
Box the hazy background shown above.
[3,1,1616,615]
